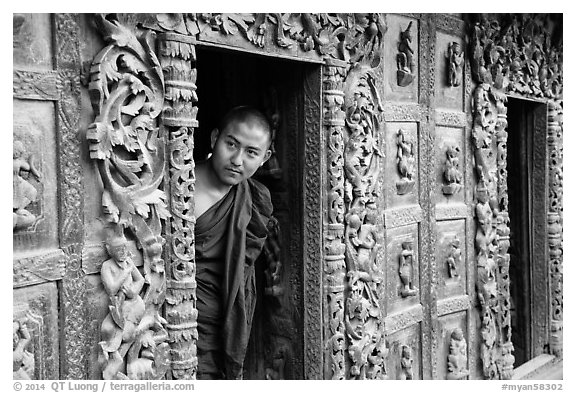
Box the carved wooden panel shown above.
[435,31,464,111]
[436,219,467,300]
[385,324,422,380]
[384,122,419,208]
[13,100,59,252]
[13,283,59,379]
[436,311,468,380]
[434,126,466,206]
[13,13,54,70]
[383,15,419,103]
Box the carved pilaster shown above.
[322,59,347,380]
[87,14,170,380]
[342,62,386,380]
[547,100,563,357]
[158,32,199,380]
[53,13,88,380]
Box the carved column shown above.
[158,33,199,380]
[547,100,563,357]
[54,13,88,379]
[322,58,347,380]
[493,91,514,379]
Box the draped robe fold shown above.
[195,178,272,379]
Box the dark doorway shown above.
[194,46,321,379]
[506,97,548,366]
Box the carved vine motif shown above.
[472,82,514,380]
[13,318,34,380]
[469,14,563,99]
[147,13,387,64]
[396,22,415,87]
[87,14,170,380]
[547,100,563,356]
[445,236,462,279]
[400,345,414,380]
[447,42,464,87]
[13,138,43,231]
[157,32,199,380]
[342,63,386,380]
[395,129,416,195]
[447,328,469,380]
[442,144,463,195]
[398,240,418,297]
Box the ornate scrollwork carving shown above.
[447,328,469,380]
[87,14,169,380]
[342,62,386,380]
[442,145,463,195]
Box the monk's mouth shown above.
[225,168,243,175]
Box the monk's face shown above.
[210,120,272,186]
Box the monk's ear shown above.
[262,149,272,164]
[210,128,220,149]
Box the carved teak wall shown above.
[13,13,562,380]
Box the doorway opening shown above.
[194,46,321,379]
[506,97,548,367]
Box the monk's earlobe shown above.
[263,149,272,163]
[210,128,220,149]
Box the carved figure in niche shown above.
[13,318,34,380]
[400,345,414,380]
[446,236,462,279]
[399,241,418,297]
[396,129,416,195]
[475,182,497,258]
[448,42,464,87]
[99,231,146,379]
[442,145,463,195]
[194,106,273,379]
[447,328,469,380]
[13,140,42,231]
[396,22,415,87]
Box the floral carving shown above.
[87,14,169,380]
[13,318,34,380]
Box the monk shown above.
[194,106,273,379]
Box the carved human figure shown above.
[475,184,496,257]
[448,42,464,87]
[400,345,414,380]
[446,237,462,278]
[447,328,469,380]
[396,22,415,86]
[366,331,388,379]
[443,145,463,195]
[99,232,146,379]
[396,129,416,195]
[13,140,42,230]
[13,319,34,380]
[399,241,418,297]
[355,203,379,275]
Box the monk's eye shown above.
[226,140,236,148]
[247,149,258,157]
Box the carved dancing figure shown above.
[396,22,415,86]
[13,140,42,230]
[400,345,414,380]
[446,237,462,278]
[447,328,469,380]
[448,42,464,87]
[443,145,463,195]
[399,241,418,297]
[13,319,34,380]
[396,129,416,195]
[99,232,146,379]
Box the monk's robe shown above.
[195,178,273,379]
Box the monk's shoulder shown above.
[247,178,272,215]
